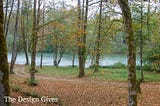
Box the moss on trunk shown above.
[118,0,137,106]
[0,0,10,105]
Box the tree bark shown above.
[30,0,38,80]
[53,43,58,67]
[0,0,10,105]
[140,0,144,81]
[21,15,29,65]
[94,0,102,72]
[77,0,84,78]
[40,0,45,68]
[72,51,75,67]
[77,0,88,78]
[21,0,31,65]
[4,0,9,31]
[146,0,150,40]
[53,45,65,67]
[118,0,137,106]
[4,0,14,38]
[10,0,20,74]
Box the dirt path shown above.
[13,64,127,86]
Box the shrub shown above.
[12,86,21,92]
[142,64,153,72]
[27,79,39,86]
[112,61,126,68]
[22,91,40,98]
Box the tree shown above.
[140,0,144,81]
[94,0,103,72]
[40,0,45,68]
[30,0,42,81]
[4,0,15,38]
[30,0,38,80]
[0,0,10,105]
[118,0,138,106]
[10,0,20,74]
[77,0,89,78]
[21,0,31,65]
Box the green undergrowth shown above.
[24,65,160,82]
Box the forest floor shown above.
[10,64,160,106]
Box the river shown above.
[8,52,140,67]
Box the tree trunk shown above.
[72,51,75,67]
[4,0,14,38]
[57,47,65,65]
[0,0,10,105]
[10,0,20,74]
[91,54,95,66]
[94,0,102,72]
[140,0,144,81]
[4,0,9,31]
[77,0,88,78]
[21,16,29,65]
[53,44,58,67]
[118,0,137,106]
[77,0,84,78]
[53,45,65,67]
[40,0,45,68]
[22,0,31,65]
[30,0,38,80]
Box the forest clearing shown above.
[0,0,160,106]
[10,65,160,106]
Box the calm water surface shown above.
[8,52,140,67]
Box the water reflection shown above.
[8,52,139,67]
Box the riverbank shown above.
[14,64,160,82]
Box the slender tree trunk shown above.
[72,51,75,67]
[21,15,29,65]
[5,0,14,38]
[53,45,65,67]
[30,0,42,79]
[22,0,31,65]
[77,0,87,78]
[53,44,58,67]
[40,28,44,68]
[94,0,102,72]
[57,46,65,65]
[77,0,83,77]
[4,0,8,31]
[77,0,89,78]
[10,0,20,74]
[0,0,10,105]
[118,0,138,106]
[40,0,45,68]
[30,0,38,80]
[140,0,144,81]
[91,54,95,66]
[21,1,30,65]
[146,0,150,40]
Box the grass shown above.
[86,68,128,81]
[34,66,79,78]
[25,66,160,82]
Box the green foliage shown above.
[22,91,41,98]
[34,66,79,78]
[142,64,153,72]
[112,61,126,68]
[29,68,38,73]
[143,43,160,72]
[24,66,160,82]
[27,79,39,86]
[149,54,160,72]
[11,86,22,92]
